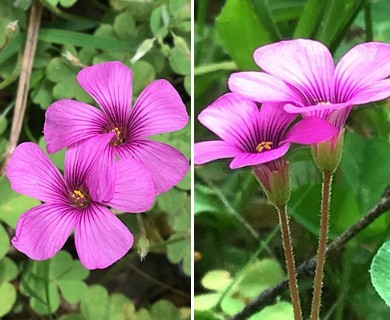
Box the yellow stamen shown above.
[256,141,273,153]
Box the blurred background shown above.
[194,0,390,319]
[0,0,190,319]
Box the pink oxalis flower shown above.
[194,93,337,169]
[6,134,155,270]
[44,61,189,201]
[229,39,390,130]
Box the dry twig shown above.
[0,0,43,175]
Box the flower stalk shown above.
[253,160,302,320]
[310,171,333,320]
[277,205,302,320]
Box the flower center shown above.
[317,101,331,106]
[256,141,273,153]
[110,127,125,146]
[71,189,90,208]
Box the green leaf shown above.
[114,10,136,40]
[237,258,285,299]
[150,300,181,320]
[294,0,327,38]
[0,282,16,317]
[194,310,224,320]
[108,294,136,319]
[0,257,18,283]
[58,280,88,304]
[80,285,109,320]
[0,224,9,260]
[316,0,365,49]
[289,183,361,239]
[341,132,390,213]
[46,57,75,83]
[216,0,271,70]
[60,0,78,8]
[371,241,390,307]
[39,137,65,171]
[250,301,294,320]
[0,177,40,228]
[58,315,84,320]
[201,270,232,292]
[39,29,134,51]
[131,60,156,95]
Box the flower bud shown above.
[252,159,290,207]
[312,129,344,175]
[137,236,150,261]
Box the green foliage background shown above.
[0,0,190,319]
[194,0,390,319]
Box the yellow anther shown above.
[114,127,121,135]
[256,141,273,153]
[73,190,85,198]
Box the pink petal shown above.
[129,80,189,139]
[194,141,242,165]
[253,39,334,104]
[228,72,302,104]
[12,203,78,260]
[64,133,114,193]
[198,93,259,149]
[285,116,338,144]
[335,42,390,101]
[230,143,290,169]
[6,143,67,203]
[87,144,116,203]
[258,103,296,141]
[116,140,189,194]
[74,203,133,270]
[44,99,108,154]
[104,159,155,212]
[77,61,132,127]
[284,101,351,116]
[348,79,390,105]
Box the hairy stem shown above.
[229,187,390,320]
[310,172,333,320]
[277,206,302,320]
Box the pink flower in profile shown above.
[229,39,390,130]
[44,61,189,201]
[6,134,155,270]
[194,93,337,169]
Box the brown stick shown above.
[229,187,390,320]
[0,0,43,176]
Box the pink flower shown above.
[44,61,189,200]
[229,39,390,130]
[6,134,155,270]
[194,93,337,169]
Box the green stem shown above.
[194,61,237,76]
[364,0,373,42]
[310,172,333,320]
[215,225,279,310]
[277,206,302,320]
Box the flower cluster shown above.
[195,39,390,201]
[7,61,189,270]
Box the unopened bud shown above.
[252,159,290,207]
[130,38,155,64]
[7,21,18,32]
[137,236,150,261]
[312,130,344,175]
[62,50,86,68]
